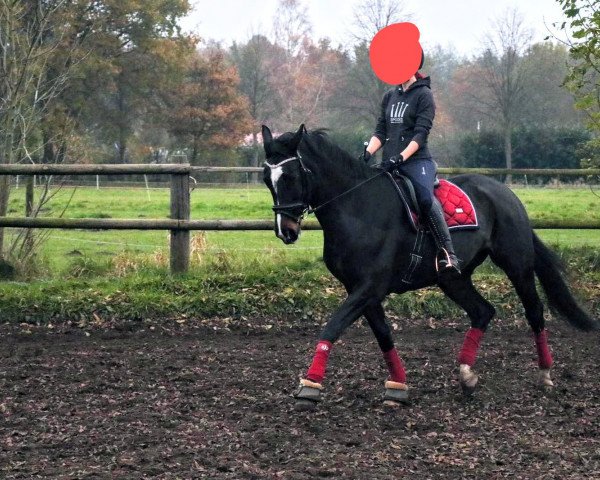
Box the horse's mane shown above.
[301,129,373,179]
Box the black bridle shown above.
[265,153,386,222]
[264,154,313,222]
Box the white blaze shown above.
[276,213,283,238]
[270,166,283,194]
[271,166,284,237]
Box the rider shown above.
[361,51,460,275]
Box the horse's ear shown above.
[261,125,273,155]
[262,125,273,145]
[290,123,305,151]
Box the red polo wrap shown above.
[457,328,485,366]
[306,340,333,383]
[534,329,553,369]
[383,348,406,383]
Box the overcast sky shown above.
[180,0,568,57]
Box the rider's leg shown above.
[395,158,460,274]
[427,199,461,274]
[394,157,435,217]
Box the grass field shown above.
[4,184,600,278]
[1,184,599,324]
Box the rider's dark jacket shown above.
[373,76,435,162]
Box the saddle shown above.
[386,172,478,284]
[387,173,479,232]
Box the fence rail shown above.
[0,217,598,230]
[1,164,599,273]
[1,164,600,176]
[0,164,190,175]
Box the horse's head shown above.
[262,124,311,245]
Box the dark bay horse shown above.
[262,124,597,410]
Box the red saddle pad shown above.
[434,179,478,230]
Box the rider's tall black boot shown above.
[426,199,461,275]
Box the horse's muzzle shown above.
[276,215,301,244]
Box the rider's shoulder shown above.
[381,87,397,101]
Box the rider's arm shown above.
[398,90,435,162]
[369,91,390,154]
[366,136,382,155]
[399,140,420,161]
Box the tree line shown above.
[0,0,598,270]
[1,0,597,173]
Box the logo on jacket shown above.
[390,101,409,124]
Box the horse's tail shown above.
[533,233,598,331]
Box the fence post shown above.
[170,173,190,274]
[24,175,34,253]
[25,176,34,216]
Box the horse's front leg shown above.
[294,286,380,411]
[363,303,409,406]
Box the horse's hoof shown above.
[460,381,477,396]
[293,379,323,410]
[459,364,478,396]
[539,369,554,388]
[294,398,318,411]
[383,380,409,406]
[383,399,408,408]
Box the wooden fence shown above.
[0,164,599,274]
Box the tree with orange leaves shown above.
[168,48,252,164]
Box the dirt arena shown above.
[1,318,599,479]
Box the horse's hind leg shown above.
[438,275,496,395]
[491,252,554,387]
[363,303,409,405]
[513,272,554,387]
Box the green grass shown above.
[1,184,599,324]
[6,186,323,275]
[4,185,600,278]
[0,247,597,326]
[516,187,600,223]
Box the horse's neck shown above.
[308,161,370,209]
[308,161,380,234]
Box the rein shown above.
[307,171,385,215]
[265,154,386,220]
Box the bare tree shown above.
[351,0,413,44]
[270,0,329,128]
[472,9,533,182]
[335,0,413,128]
[272,0,312,57]
[520,42,582,129]
[230,34,283,181]
[0,0,80,264]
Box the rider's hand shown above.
[359,150,372,163]
[380,154,404,171]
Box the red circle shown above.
[369,23,422,85]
